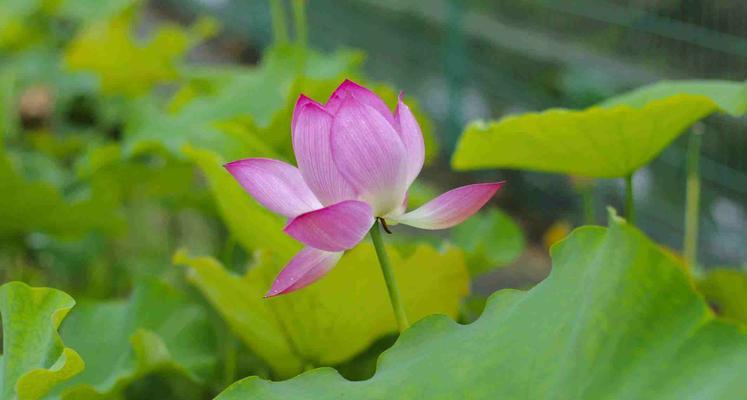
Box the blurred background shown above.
[1,0,746,293]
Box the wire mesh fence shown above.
[163,0,746,267]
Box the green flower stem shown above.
[684,127,703,271]
[269,0,289,45]
[292,0,307,47]
[625,172,636,224]
[370,219,410,332]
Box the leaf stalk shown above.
[269,0,289,45]
[684,126,703,271]
[292,0,307,47]
[625,173,636,224]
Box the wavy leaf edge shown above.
[452,93,718,176]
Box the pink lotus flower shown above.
[225,80,502,297]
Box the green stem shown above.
[625,172,635,224]
[370,219,410,332]
[581,181,595,225]
[684,128,703,271]
[269,0,289,45]
[292,0,307,47]
[222,333,237,387]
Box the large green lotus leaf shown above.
[184,146,299,258]
[452,80,746,177]
[216,212,747,399]
[451,208,525,276]
[698,268,747,324]
[175,241,469,379]
[54,279,217,399]
[124,45,362,159]
[601,80,747,117]
[0,154,123,239]
[63,4,207,96]
[0,282,84,400]
[453,94,715,177]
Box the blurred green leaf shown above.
[77,143,208,209]
[123,44,437,165]
[0,153,123,239]
[175,242,469,378]
[459,294,488,324]
[453,80,746,177]
[1,0,135,51]
[0,0,54,50]
[601,80,747,117]
[451,208,525,276]
[63,5,204,96]
[698,268,747,325]
[125,45,362,159]
[216,212,747,399]
[0,281,84,400]
[55,279,217,399]
[57,0,137,22]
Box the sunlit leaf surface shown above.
[216,212,747,399]
[698,268,747,325]
[64,6,197,95]
[0,282,84,400]
[452,80,746,177]
[175,242,469,378]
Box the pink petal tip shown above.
[263,247,343,297]
[390,182,504,230]
[224,158,322,218]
